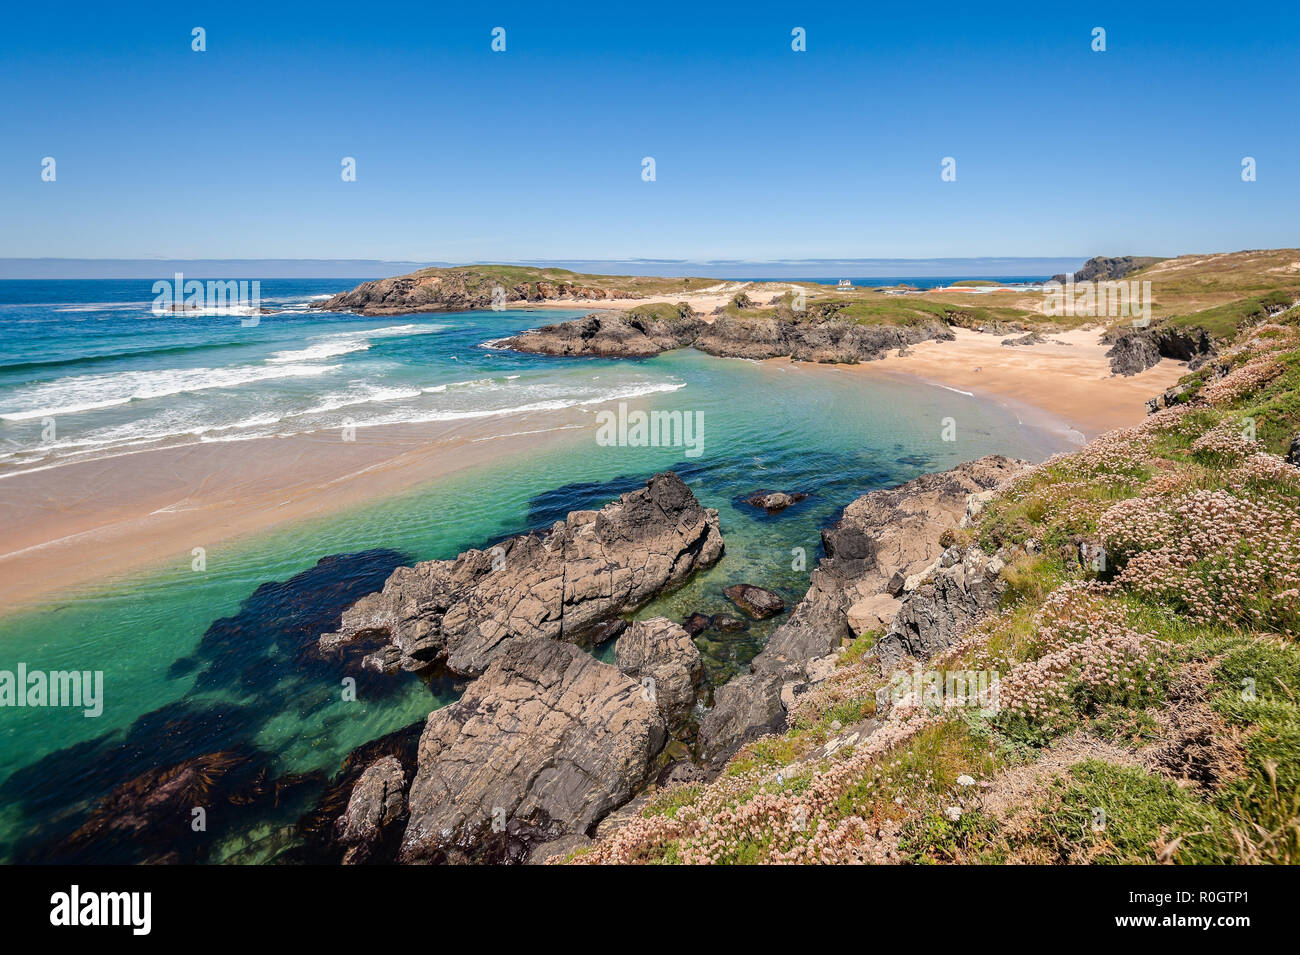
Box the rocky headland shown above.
[315,268,639,315]
[499,306,954,364]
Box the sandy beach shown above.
[857,327,1187,441]
[0,328,1186,611]
[0,409,592,609]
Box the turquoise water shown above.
[0,279,1064,863]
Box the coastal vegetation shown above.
[566,314,1300,865]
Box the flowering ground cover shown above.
[567,321,1300,865]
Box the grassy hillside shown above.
[566,314,1300,865]
[409,264,726,296]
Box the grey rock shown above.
[615,617,702,725]
[502,309,954,364]
[875,546,1007,667]
[723,584,785,619]
[321,472,723,677]
[333,756,407,865]
[1051,255,1163,285]
[399,637,666,864]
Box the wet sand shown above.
[0,410,591,609]
[0,329,1185,611]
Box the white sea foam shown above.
[267,341,371,363]
[0,363,339,421]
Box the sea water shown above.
[0,278,1065,862]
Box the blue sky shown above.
[1,0,1297,265]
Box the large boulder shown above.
[723,584,785,619]
[321,472,723,677]
[698,455,1028,764]
[399,637,666,864]
[614,617,702,725]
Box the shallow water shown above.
[0,279,1065,862]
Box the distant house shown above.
[837,279,852,290]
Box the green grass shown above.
[1162,289,1300,340]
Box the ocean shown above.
[0,278,1063,862]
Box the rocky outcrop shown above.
[1105,329,1164,376]
[1001,331,1045,347]
[874,546,1007,667]
[744,491,808,513]
[320,472,723,678]
[698,455,1028,764]
[334,756,407,865]
[315,268,637,315]
[501,307,702,357]
[502,311,954,364]
[614,617,702,726]
[1106,326,1215,376]
[723,584,785,619]
[1051,255,1162,285]
[1288,434,1300,467]
[399,637,666,864]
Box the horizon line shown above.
[0,254,1124,281]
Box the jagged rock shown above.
[1288,434,1300,467]
[400,637,666,864]
[1106,326,1215,376]
[698,455,1028,764]
[744,491,808,513]
[503,310,955,364]
[1106,330,1164,376]
[1051,255,1163,285]
[502,308,702,357]
[615,617,702,725]
[525,833,592,866]
[334,756,407,865]
[875,546,1007,667]
[723,584,785,619]
[320,472,723,678]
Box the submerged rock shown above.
[399,637,666,864]
[681,612,714,636]
[710,613,749,633]
[320,472,723,678]
[744,491,808,513]
[723,584,785,619]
